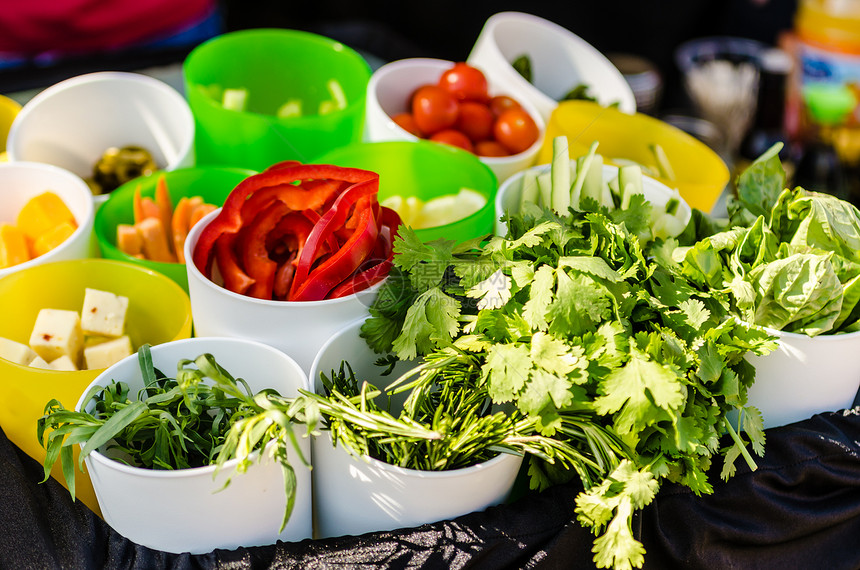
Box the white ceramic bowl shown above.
[467,11,636,122]
[364,57,545,183]
[0,161,95,279]
[494,162,692,236]
[184,209,381,375]
[309,318,523,538]
[744,326,860,429]
[7,71,195,206]
[76,336,312,554]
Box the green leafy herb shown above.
[361,205,776,569]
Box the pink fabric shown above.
[0,0,214,55]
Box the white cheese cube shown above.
[0,336,37,365]
[28,355,53,370]
[49,355,79,371]
[84,335,133,370]
[28,309,83,365]
[80,288,129,338]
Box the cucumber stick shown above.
[550,136,571,213]
[537,171,553,209]
[569,141,599,210]
[579,153,604,207]
[619,164,644,209]
[520,168,540,211]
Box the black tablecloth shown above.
[2,409,860,570]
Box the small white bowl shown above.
[467,11,636,122]
[494,162,692,237]
[184,209,382,375]
[309,318,523,538]
[364,57,545,183]
[744,326,860,429]
[0,161,95,279]
[76,336,312,554]
[7,71,195,206]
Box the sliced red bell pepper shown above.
[214,233,255,295]
[328,205,401,298]
[289,178,379,297]
[291,195,380,301]
[240,201,291,300]
[192,163,378,276]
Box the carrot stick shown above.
[116,223,143,257]
[171,197,194,264]
[133,185,145,225]
[155,175,174,253]
[140,197,160,221]
[189,203,217,228]
[136,217,176,263]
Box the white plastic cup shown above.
[364,57,545,183]
[467,12,636,123]
[745,328,860,429]
[7,71,195,206]
[184,209,380,375]
[309,319,523,539]
[0,161,95,279]
[77,337,312,554]
[494,162,691,236]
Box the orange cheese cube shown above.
[0,223,30,268]
[16,191,77,242]
[32,220,76,257]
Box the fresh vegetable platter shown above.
[3,16,860,570]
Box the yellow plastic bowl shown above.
[537,101,730,213]
[0,259,193,516]
[0,94,22,159]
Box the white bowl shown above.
[309,318,523,538]
[364,57,545,183]
[494,162,692,236]
[7,71,195,206]
[467,11,636,122]
[184,209,381,375]
[76,336,312,554]
[744,326,860,429]
[0,161,95,279]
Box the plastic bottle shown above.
[793,0,860,171]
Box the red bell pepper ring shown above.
[192,163,378,277]
[239,179,347,223]
[240,201,292,300]
[214,233,255,295]
[289,177,380,296]
[290,194,380,301]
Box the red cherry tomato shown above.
[455,101,494,142]
[493,108,540,154]
[392,112,424,137]
[430,129,474,152]
[438,62,489,102]
[488,95,522,118]
[474,140,510,157]
[411,85,459,135]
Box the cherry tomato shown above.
[430,129,474,152]
[474,140,510,157]
[493,108,540,154]
[455,101,494,142]
[411,85,459,135]
[488,95,522,118]
[392,112,424,137]
[438,62,489,102]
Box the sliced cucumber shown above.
[618,164,644,209]
[520,168,540,211]
[570,141,600,210]
[550,136,571,213]
[579,153,604,207]
[537,170,553,209]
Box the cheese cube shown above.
[28,309,83,365]
[84,335,133,370]
[0,336,37,366]
[80,288,129,338]
[28,355,53,370]
[49,355,78,371]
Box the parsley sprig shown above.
[360,203,777,569]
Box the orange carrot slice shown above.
[136,217,176,263]
[116,223,143,257]
[189,203,217,228]
[155,175,174,253]
[171,197,194,264]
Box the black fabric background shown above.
[2,408,860,570]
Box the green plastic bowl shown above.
[94,166,255,291]
[183,28,372,171]
[315,140,499,243]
